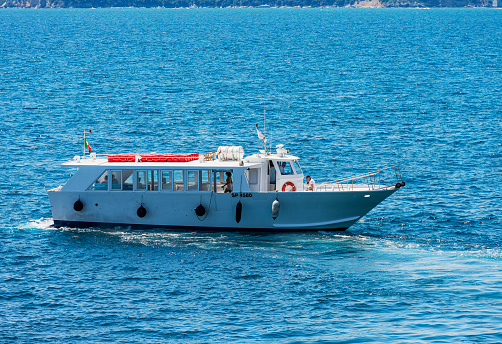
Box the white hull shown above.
[48,188,397,231]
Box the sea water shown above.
[0,8,501,343]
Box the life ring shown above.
[282,182,296,192]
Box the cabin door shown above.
[213,170,233,211]
[245,167,260,192]
[268,161,277,191]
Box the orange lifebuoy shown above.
[282,181,296,192]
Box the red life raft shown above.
[107,153,199,163]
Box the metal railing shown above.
[315,165,404,192]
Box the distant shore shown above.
[2,4,501,7]
[1,0,500,8]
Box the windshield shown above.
[278,161,294,175]
[293,160,303,175]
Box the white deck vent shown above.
[217,146,244,161]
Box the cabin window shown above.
[188,171,199,191]
[200,170,211,191]
[278,161,294,175]
[137,171,147,191]
[173,170,184,191]
[161,170,172,191]
[293,160,303,175]
[247,168,259,185]
[111,171,122,190]
[213,170,232,193]
[148,170,158,191]
[214,171,223,192]
[123,170,133,190]
[87,170,109,191]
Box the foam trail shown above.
[21,218,54,229]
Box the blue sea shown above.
[1,7,501,343]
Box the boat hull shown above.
[48,189,397,231]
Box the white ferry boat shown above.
[48,141,404,231]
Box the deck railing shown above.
[314,165,404,192]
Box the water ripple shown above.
[1,8,502,344]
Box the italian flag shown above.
[84,139,93,153]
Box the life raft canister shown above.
[282,182,296,192]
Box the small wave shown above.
[20,218,54,229]
[138,110,163,114]
[318,231,371,242]
[318,231,358,240]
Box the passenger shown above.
[222,172,233,193]
[306,175,315,191]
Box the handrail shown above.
[315,165,404,192]
[331,165,400,184]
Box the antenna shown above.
[263,108,266,137]
[264,106,271,152]
[268,110,272,153]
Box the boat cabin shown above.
[62,145,305,194]
[244,154,304,192]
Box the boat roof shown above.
[245,153,300,162]
[62,152,300,169]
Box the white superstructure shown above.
[48,144,405,231]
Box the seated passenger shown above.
[306,175,315,191]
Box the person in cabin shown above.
[222,172,233,193]
[279,162,287,175]
[306,175,315,191]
